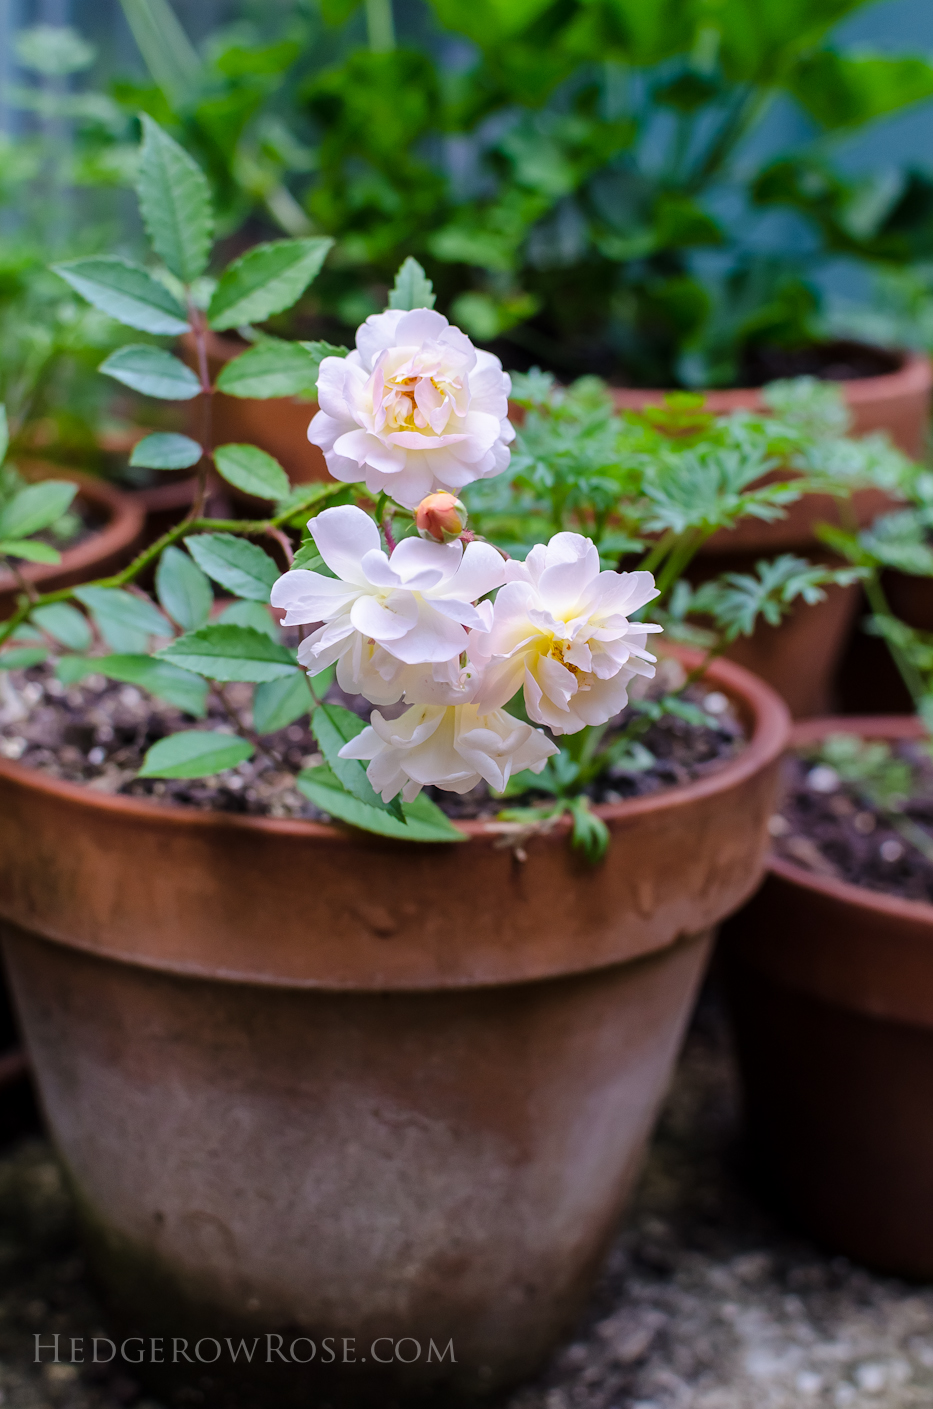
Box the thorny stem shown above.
[382,514,397,552]
[0,486,333,650]
[188,305,214,519]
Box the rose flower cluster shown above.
[272,308,661,805]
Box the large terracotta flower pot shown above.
[721,713,933,1278]
[0,467,144,618]
[0,652,787,1405]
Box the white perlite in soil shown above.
[0,1000,931,1409]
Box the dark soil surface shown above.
[740,338,900,387]
[1,994,932,1408]
[771,745,933,904]
[0,658,745,825]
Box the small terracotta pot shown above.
[0,467,144,618]
[613,349,933,718]
[721,713,933,1278]
[612,345,933,460]
[183,331,326,488]
[0,651,787,1404]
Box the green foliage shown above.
[131,433,203,471]
[387,258,436,312]
[296,765,465,842]
[52,257,190,335]
[73,585,170,652]
[687,555,863,640]
[137,114,214,284]
[31,603,92,651]
[185,534,281,601]
[252,673,314,735]
[212,444,291,501]
[311,702,404,820]
[207,238,333,330]
[155,546,213,631]
[85,654,209,716]
[215,340,325,400]
[139,729,254,779]
[98,345,202,400]
[0,480,77,540]
[158,624,298,683]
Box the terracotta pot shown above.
[184,331,326,488]
[721,713,933,1277]
[692,548,861,719]
[0,466,144,618]
[617,353,931,715]
[0,651,787,1404]
[612,345,933,459]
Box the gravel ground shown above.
[0,992,932,1409]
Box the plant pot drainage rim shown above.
[0,649,789,844]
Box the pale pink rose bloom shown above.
[468,532,662,734]
[339,702,558,803]
[308,308,514,509]
[269,504,505,704]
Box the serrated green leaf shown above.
[130,432,202,470]
[185,533,279,601]
[296,765,464,842]
[159,624,297,682]
[253,673,313,734]
[99,345,202,400]
[137,114,213,284]
[0,646,49,670]
[74,586,171,652]
[214,340,321,400]
[0,539,61,564]
[207,237,333,331]
[213,444,290,501]
[56,654,95,684]
[52,256,190,334]
[31,603,92,650]
[291,540,326,571]
[138,729,253,779]
[311,701,401,817]
[0,480,77,539]
[92,654,208,715]
[156,545,212,630]
[216,599,279,637]
[387,256,436,311]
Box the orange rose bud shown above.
[415,492,468,544]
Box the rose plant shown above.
[0,119,911,863]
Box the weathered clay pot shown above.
[0,651,787,1404]
[0,466,144,618]
[613,344,933,460]
[184,331,326,488]
[721,713,933,1277]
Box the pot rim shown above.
[610,347,932,405]
[0,465,144,597]
[768,713,933,924]
[0,647,790,847]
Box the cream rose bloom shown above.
[269,505,505,704]
[308,308,514,509]
[468,532,662,734]
[339,701,558,803]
